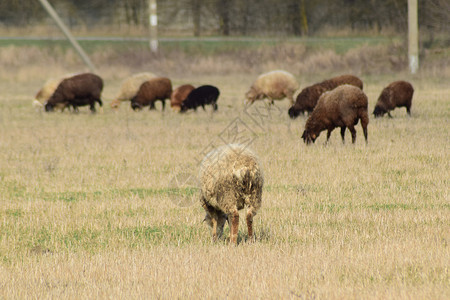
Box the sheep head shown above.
[110,99,121,109]
[245,87,259,104]
[203,210,228,240]
[288,106,301,119]
[373,105,387,117]
[301,130,317,144]
[44,102,55,112]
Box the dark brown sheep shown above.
[130,77,172,111]
[289,74,363,119]
[301,85,369,144]
[373,81,414,117]
[44,73,103,113]
[170,84,195,112]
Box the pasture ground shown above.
[0,52,449,298]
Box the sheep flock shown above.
[33,70,415,244]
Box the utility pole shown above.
[38,0,97,73]
[408,0,419,74]
[149,0,158,52]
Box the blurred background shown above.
[0,0,448,81]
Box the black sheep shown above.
[180,85,219,112]
[45,73,103,113]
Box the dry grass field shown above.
[0,43,449,298]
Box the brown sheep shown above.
[245,70,299,106]
[301,85,369,144]
[289,74,363,119]
[170,84,195,112]
[199,144,264,244]
[110,72,157,110]
[130,77,172,111]
[44,73,103,113]
[373,81,414,118]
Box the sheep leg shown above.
[348,125,357,144]
[387,112,393,118]
[406,106,411,116]
[211,217,218,241]
[230,210,239,245]
[340,127,346,144]
[89,101,96,113]
[361,116,369,144]
[326,128,334,143]
[150,102,156,110]
[246,207,256,242]
[161,99,166,111]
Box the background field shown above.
[0,39,449,299]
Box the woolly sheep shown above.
[373,80,414,118]
[131,77,172,111]
[301,84,369,144]
[110,72,157,109]
[288,74,363,119]
[170,84,195,112]
[245,70,299,106]
[180,85,220,112]
[199,144,264,244]
[45,73,104,113]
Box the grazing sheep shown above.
[45,73,103,113]
[199,144,264,244]
[301,84,369,144]
[289,74,363,119]
[180,85,220,112]
[170,84,195,112]
[245,70,299,106]
[131,77,172,111]
[373,80,414,117]
[110,72,157,109]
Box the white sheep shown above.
[199,144,264,244]
[245,70,299,106]
[110,72,157,109]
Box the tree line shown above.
[0,0,448,37]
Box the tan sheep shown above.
[110,72,157,109]
[245,70,299,106]
[199,144,264,244]
[170,84,195,112]
[33,77,68,112]
[302,84,369,144]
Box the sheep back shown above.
[131,77,172,111]
[302,84,369,144]
[111,72,157,109]
[373,81,414,117]
[246,70,299,105]
[289,74,363,119]
[170,84,195,112]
